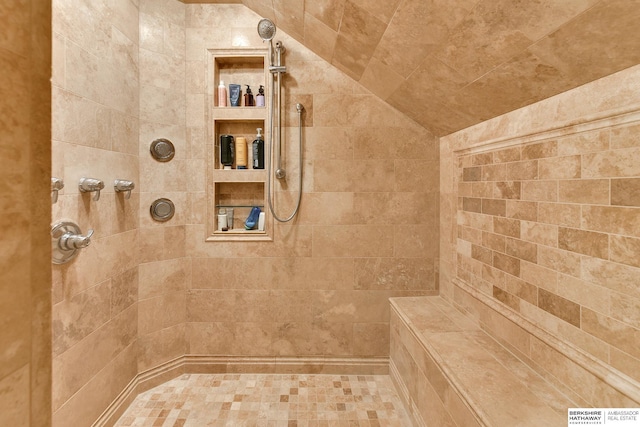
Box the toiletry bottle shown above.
[256,85,265,107]
[220,134,235,169]
[218,208,228,231]
[218,81,227,107]
[244,85,254,106]
[235,136,248,169]
[252,128,264,169]
[229,84,241,107]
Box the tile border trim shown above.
[452,109,640,156]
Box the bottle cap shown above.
[246,85,252,94]
[219,80,225,86]
[256,128,263,137]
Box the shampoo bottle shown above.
[218,81,227,107]
[220,134,234,169]
[252,128,264,169]
[235,136,248,169]
[244,85,254,106]
[256,85,265,107]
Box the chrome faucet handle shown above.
[59,228,94,251]
[114,179,135,199]
[51,177,64,204]
[79,177,105,201]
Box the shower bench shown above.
[389,296,572,427]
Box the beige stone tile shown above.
[558,179,609,204]
[481,198,506,217]
[472,181,493,198]
[472,244,492,265]
[493,146,521,163]
[304,0,346,31]
[138,258,189,300]
[538,156,581,179]
[522,140,557,160]
[537,247,580,277]
[493,181,521,199]
[137,324,187,371]
[520,261,557,293]
[493,286,521,311]
[302,12,338,63]
[395,159,439,192]
[505,276,537,306]
[611,178,640,207]
[558,227,608,259]
[111,267,138,317]
[522,180,558,202]
[505,237,537,263]
[312,225,394,258]
[138,291,186,335]
[538,202,581,228]
[313,159,395,192]
[520,220,557,248]
[506,200,537,221]
[557,129,609,155]
[611,122,640,149]
[493,217,521,238]
[332,1,386,79]
[52,280,111,357]
[609,292,640,329]
[610,235,640,269]
[582,147,640,178]
[394,225,439,259]
[351,322,389,356]
[581,256,640,300]
[53,344,136,427]
[538,289,580,327]
[582,205,640,238]
[581,308,640,359]
[355,258,435,291]
[492,252,520,277]
[53,306,136,410]
[0,364,29,427]
[482,232,505,252]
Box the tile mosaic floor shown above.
[115,373,412,427]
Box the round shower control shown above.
[150,138,175,162]
[150,198,175,222]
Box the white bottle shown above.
[218,81,227,107]
[258,212,266,231]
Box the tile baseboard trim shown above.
[93,355,389,427]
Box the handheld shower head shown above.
[257,18,276,41]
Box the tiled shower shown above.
[50,2,437,425]
[2,0,640,426]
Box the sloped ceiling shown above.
[187,0,640,136]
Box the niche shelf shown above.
[206,48,272,242]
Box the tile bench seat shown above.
[389,296,574,427]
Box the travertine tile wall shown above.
[440,64,640,386]
[51,0,140,425]
[184,4,439,360]
[50,2,438,424]
[137,0,190,374]
[0,0,51,426]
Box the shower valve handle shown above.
[59,229,94,250]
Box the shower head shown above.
[257,18,276,41]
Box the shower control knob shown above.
[51,221,94,264]
[59,229,94,250]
